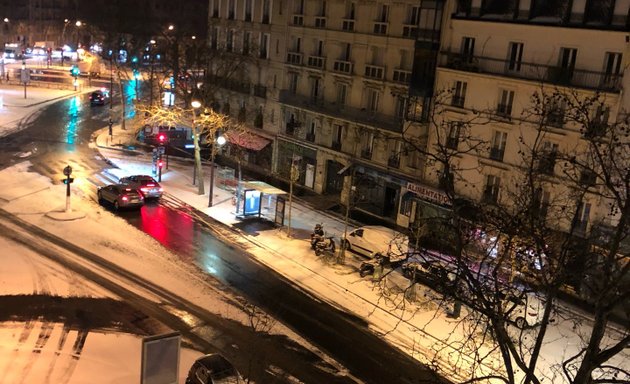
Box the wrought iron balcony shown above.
[307,56,325,69]
[333,60,352,74]
[342,19,354,31]
[365,64,384,79]
[278,90,403,133]
[440,52,622,92]
[393,69,412,83]
[489,147,505,162]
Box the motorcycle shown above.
[315,236,336,257]
[310,223,325,250]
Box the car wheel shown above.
[515,317,527,329]
[114,200,120,211]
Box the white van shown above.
[343,226,409,261]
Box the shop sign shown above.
[406,182,450,206]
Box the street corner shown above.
[45,209,87,221]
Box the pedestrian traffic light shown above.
[70,65,79,77]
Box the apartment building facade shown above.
[208,0,445,227]
[417,0,629,238]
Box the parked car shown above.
[185,353,243,384]
[401,259,458,293]
[97,184,144,210]
[342,225,409,261]
[89,89,108,106]
[118,175,163,199]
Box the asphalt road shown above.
[0,94,448,384]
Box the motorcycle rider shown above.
[310,223,325,250]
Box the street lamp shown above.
[191,101,204,194]
[208,134,226,207]
[60,19,70,66]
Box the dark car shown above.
[89,90,108,106]
[185,353,243,384]
[97,184,144,210]
[118,175,163,199]
[401,260,457,293]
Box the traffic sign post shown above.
[63,165,74,212]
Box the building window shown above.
[288,72,298,94]
[211,27,219,50]
[259,33,269,58]
[532,188,550,219]
[395,96,407,118]
[461,37,475,63]
[227,0,235,19]
[336,83,347,106]
[225,29,234,52]
[507,42,523,72]
[366,89,380,112]
[446,122,461,149]
[497,89,514,118]
[602,52,622,88]
[244,0,253,21]
[546,100,565,128]
[211,0,220,18]
[483,175,500,203]
[242,32,251,55]
[490,131,507,161]
[452,80,467,108]
[377,4,389,22]
[586,105,609,137]
[310,77,321,101]
[585,0,613,24]
[361,131,374,159]
[388,140,402,168]
[262,0,271,24]
[332,124,343,150]
[553,47,577,83]
[538,141,558,175]
[580,169,597,187]
[572,201,591,234]
[406,146,421,169]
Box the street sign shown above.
[63,165,73,176]
[20,68,30,83]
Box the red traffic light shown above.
[157,160,164,168]
[158,133,167,143]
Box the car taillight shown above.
[121,196,128,201]
[140,187,149,192]
[146,183,155,187]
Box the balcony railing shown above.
[333,60,352,74]
[402,25,417,38]
[314,17,326,28]
[451,95,465,108]
[439,52,623,92]
[373,22,388,34]
[496,103,512,118]
[307,56,325,69]
[365,64,384,79]
[292,14,303,25]
[253,85,267,98]
[279,90,403,133]
[489,147,505,161]
[388,156,400,168]
[342,19,354,31]
[287,52,303,65]
[393,69,412,83]
[482,188,498,204]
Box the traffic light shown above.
[70,65,80,77]
[157,133,167,145]
[157,160,164,169]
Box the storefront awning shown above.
[242,181,286,195]
[226,132,271,151]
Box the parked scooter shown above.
[310,223,325,250]
[315,236,336,257]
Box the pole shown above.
[65,175,71,212]
[208,142,215,207]
[339,167,355,264]
[158,155,163,182]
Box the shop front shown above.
[277,139,317,189]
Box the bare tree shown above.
[386,87,630,383]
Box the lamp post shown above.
[60,19,69,66]
[148,39,156,105]
[208,135,226,207]
[191,101,204,194]
[74,20,82,54]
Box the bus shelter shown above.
[238,181,286,221]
